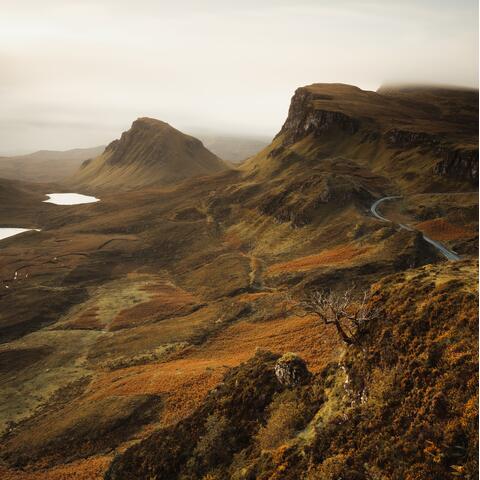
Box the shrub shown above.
[256,392,311,450]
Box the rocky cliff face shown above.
[385,129,441,149]
[386,129,478,184]
[267,84,478,189]
[276,88,360,146]
[434,147,479,184]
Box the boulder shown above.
[274,352,311,387]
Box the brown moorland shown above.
[0,83,477,479]
[105,260,479,480]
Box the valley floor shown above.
[0,181,477,479]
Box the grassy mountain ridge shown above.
[71,118,230,190]
[243,83,478,192]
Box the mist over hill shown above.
[0,146,105,183]
[196,133,270,163]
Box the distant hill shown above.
[198,134,270,163]
[0,146,105,183]
[71,118,230,190]
[0,177,47,225]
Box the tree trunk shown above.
[334,320,353,345]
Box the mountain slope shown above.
[244,83,478,191]
[71,118,230,190]
[0,83,477,480]
[105,260,478,480]
[0,146,104,183]
[0,177,49,225]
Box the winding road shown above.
[370,196,460,261]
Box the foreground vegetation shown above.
[105,260,478,480]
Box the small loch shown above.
[43,193,100,205]
[0,193,99,243]
[0,228,40,241]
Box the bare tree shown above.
[295,287,379,345]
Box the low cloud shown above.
[1,0,478,153]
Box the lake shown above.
[43,193,100,205]
[0,228,40,241]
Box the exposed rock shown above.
[274,352,311,387]
[385,129,441,149]
[271,84,478,190]
[277,88,360,145]
[433,147,478,184]
[384,129,478,184]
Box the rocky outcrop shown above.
[385,129,478,184]
[251,83,477,193]
[385,129,441,149]
[277,88,360,145]
[274,352,311,387]
[434,147,478,184]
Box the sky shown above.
[1,0,478,154]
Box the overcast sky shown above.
[1,0,478,154]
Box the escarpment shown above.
[71,117,230,190]
[254,83,478,191]
[386,129,478,185]
[277,87,360,146]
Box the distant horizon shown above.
[2,80,478,156]
[2,0,478,152]
[0,127,274,157]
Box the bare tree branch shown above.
[293,287,379,345]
